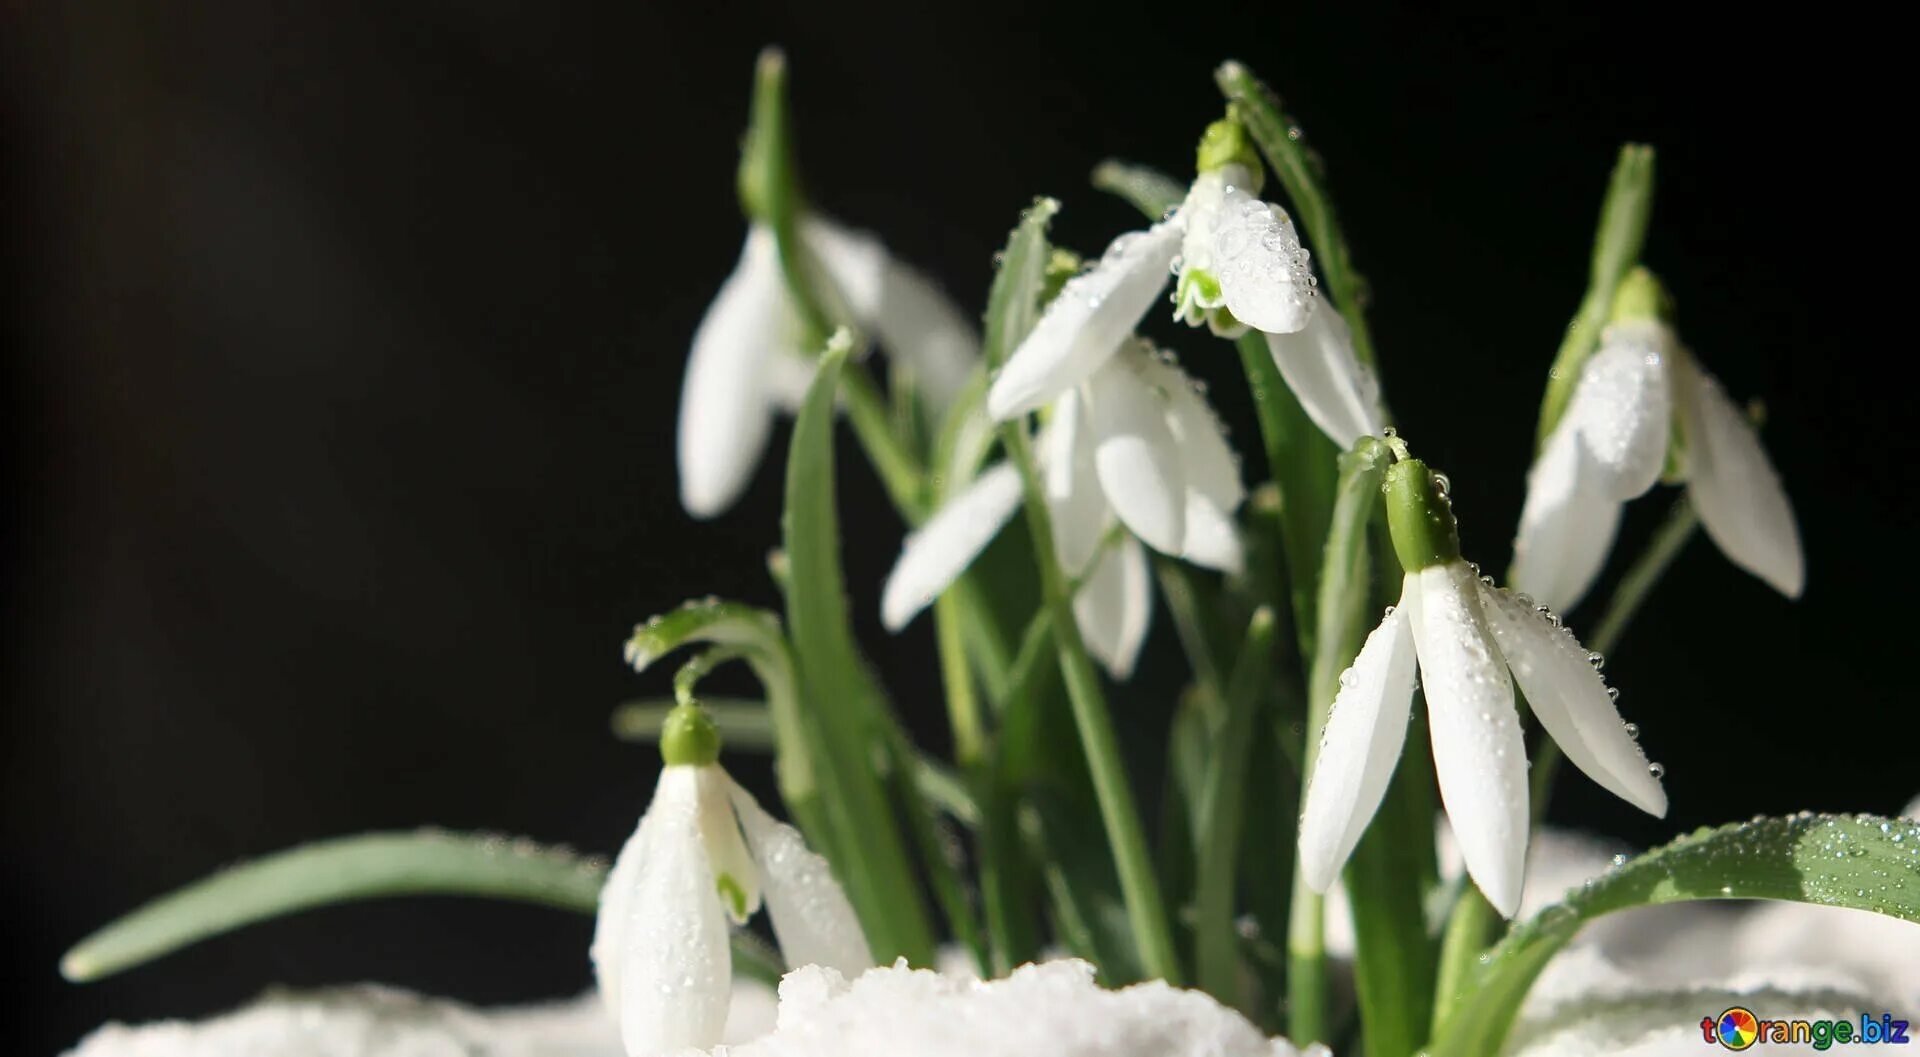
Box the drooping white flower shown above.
[1511,269,1803,612]
[985,122,1383,448]
[1298,455,1667,917]
[678,218,979,519]
[882,339,1245,679]
[592,705,870,1056]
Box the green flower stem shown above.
[1286,436,1392,1045]
[1235,332,1340,663]
[1195,608,1279,1010]
[1534,144,1657,447]
[999,421,1182,985]
[1215,61,1377,367]
[935,593,987,767]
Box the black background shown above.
[5,4,1915,1053]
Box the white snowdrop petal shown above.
[869,257,980,408]
[1263,304,1385,448]
[1298,589,1417,892]
[1135,349,1246,571]
[592,769,678,1016]
[987,221,1183,419]
[1477,584,1667,817]
[1084,355,1188,557]
[1042,392,1114,576]
[678,227,789,519]
[881,462,1024,631]
[802,217,888,323]
[1075,535,1152,680]
[1409,562,1528,918]
[726,776,873,976]
[612,768,733,1055]
[695,766,763,923]
[1673,352,1806,598]
[1510,422,1625,614]
[1566,322,1672,500]
[1209,189,1313,334]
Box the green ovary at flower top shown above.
[1298,440,1667,918]
[594,699,872,1056]
[880,337,1245,678]
[985,118,1385,450]
[1512,266,1804,612]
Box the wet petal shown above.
[1075,535,1152,680]
[1263,303,1385,448]
[1478,584,1667,817]
[694,765,762,923]
[1084,353,1187,557]
[1408,561,1528,917]
[592,769,677,1015]
[1298,587,1417,892]
[678,227,790,519]
[1510,421,1625,613]
[1673,352,1805,598]
[1139,350,1246,573]
[987,221,1182,419]
[1566,322,1672,500]
[726,776,872,976]
[1209,188,1313,334]
[1040,391,1112,576]
[605,767,732,1055]
[880,462,1024,631]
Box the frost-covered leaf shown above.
[1431,812,1920,1057]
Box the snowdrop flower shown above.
[679,218,979,519]
[882,339,1245,678]
[1298,450,1666,917]
[987,121,1383,447]
[592,702,870,1056]
[1512,267,1804,611]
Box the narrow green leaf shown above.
[983,197,1060,369]
[783,333,937,965]
[1432,813,1920,1057]
[1090,159,1185,218]
[1194,608,1278,1012]
[62,830,602,983]
[1215,61,1378,367]
[1534,144,1656,447]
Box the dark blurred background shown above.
[4,3,1913,1053]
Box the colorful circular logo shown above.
[1716,1007,1760,1050]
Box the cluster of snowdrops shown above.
[57,52,1919,1057]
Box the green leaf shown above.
[61,830,603,983]
[1533,144,1656,447]
[1090,159,1185,218]
[983,197,1060,369]
[782,333,937,965]
[1431,813,1920,1057]
[1215,61,1378,368]
[62,830,791,987]
[1193,608,1278,1011]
